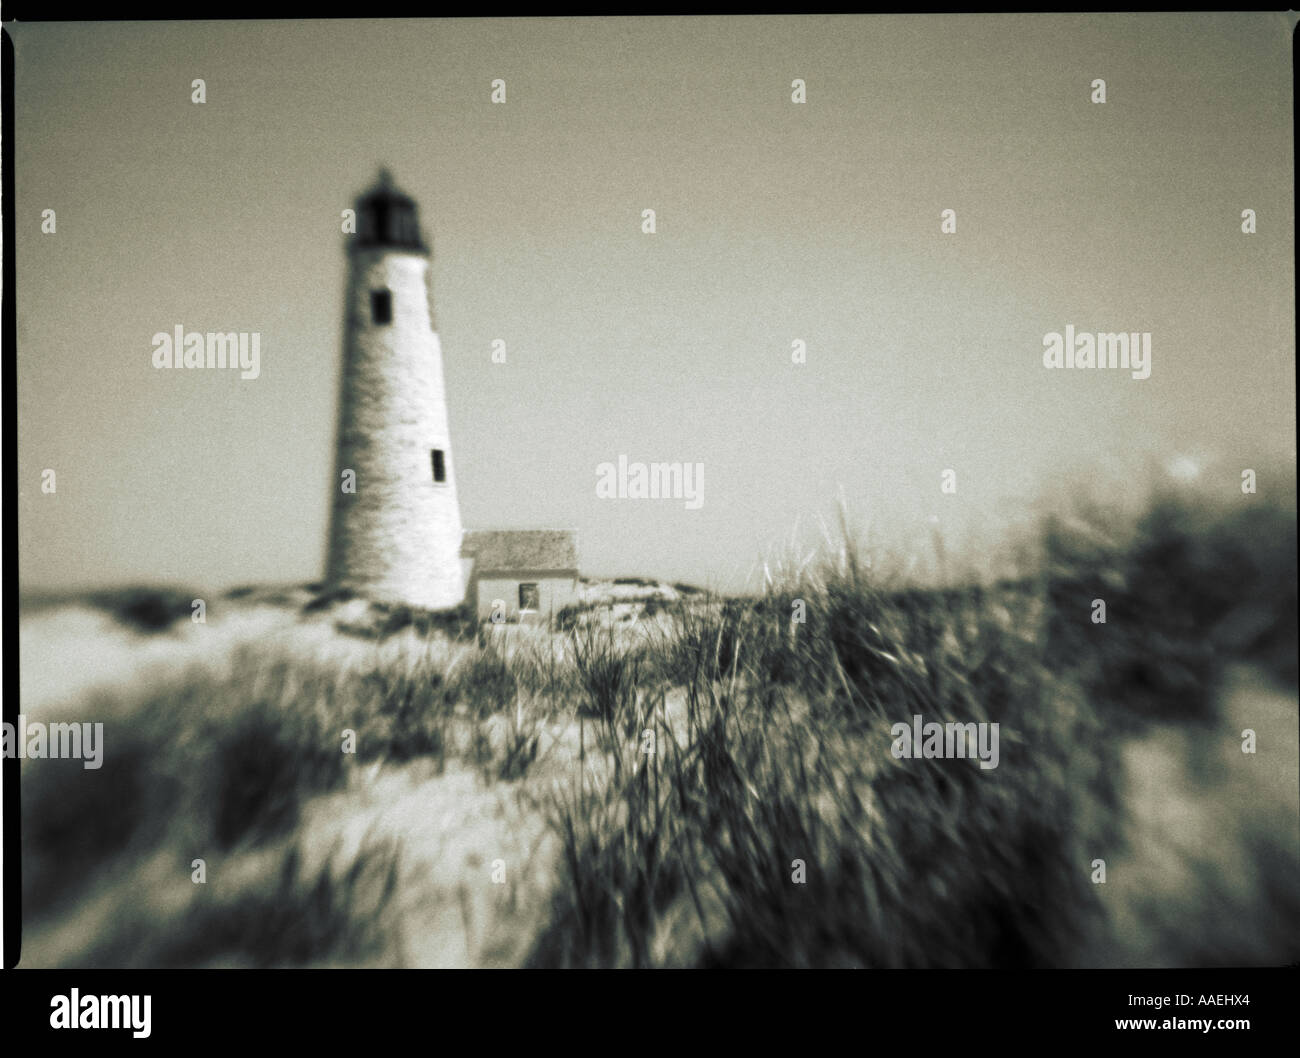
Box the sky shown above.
[12,14,1297,595]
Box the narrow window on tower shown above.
[519,583,540,613]
[431,448,446,484]
[371,289,392,325]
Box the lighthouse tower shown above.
[326,170,465,610]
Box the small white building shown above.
[461,529,580,623]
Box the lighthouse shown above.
[325,170,466,610]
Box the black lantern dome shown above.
[353,168,428,253]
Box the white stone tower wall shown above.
[327,248,465,610]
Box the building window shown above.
[431,449,446,483]
[519,583,540,612]
[371,289,392,325]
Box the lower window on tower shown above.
[431,449,446,483]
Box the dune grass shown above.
[527,486,1297,967]
[19,484,1298,967]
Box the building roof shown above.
[461,529,579,572]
